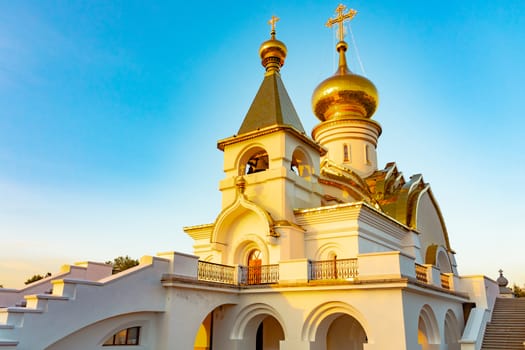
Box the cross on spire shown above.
[268,15,280,37]
[326,4,357,42]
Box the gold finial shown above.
[326,4,357,42]
[259,15,287,73]
[269,15,280,38]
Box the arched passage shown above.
[193,305,236,350]
[303,302,369,350]
[231,303,286,350]
[418,305,440,350]
[325,314,367,350]
[444,310,461,350]
[194,312,212,350]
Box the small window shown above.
[364,144,371,165]
[103,326,140,346]
[343,144,350,163]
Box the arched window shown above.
[103,326,140,346]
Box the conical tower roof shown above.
[237,17,305,135]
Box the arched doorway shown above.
[248,249,262,285]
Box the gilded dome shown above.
[259,34,287,72]
[312,41,378,121]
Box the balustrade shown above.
[440,273,450,289]
[243,264,279,285]
[415,263,428,283]
[310,258,358,281]
[197,261,236,285]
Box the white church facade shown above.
[0,5,499,350]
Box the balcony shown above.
[161,251,458,293]
[196,258,358,286]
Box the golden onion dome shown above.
[312,41,378,121]
[259,16,287,72]
[259,33,287,72]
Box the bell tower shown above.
[217,17,325,222]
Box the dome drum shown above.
[312,118,382,146]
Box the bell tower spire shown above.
[217,17,325,222]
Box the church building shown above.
[0,5,499,350]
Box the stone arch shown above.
[436,249,453,274]
[425,244,452,273]
[211,194,274,250]
[238,145,270,175]
[444,309,461,350]
[302,301,370,344]
[291,146,314,180]
[98,319,148,346]
[193,304,236,350]
[315,243,344,261]
[418,304,440,348]
[231,303,287,341]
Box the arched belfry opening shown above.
[291,147,313,180]
[241,147,269,175]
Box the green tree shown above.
[106,255,139,274]
[513,284,525,298]
[24,272,51,285]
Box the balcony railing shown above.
[240,264,279,285]
[415,263,428,283]
[197,261,236,285]
[196,259,450,291]
[310,258,358,281]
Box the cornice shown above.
[217,124,327,156]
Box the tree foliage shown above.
[513,284,525,298]
[106,255,139,274]
[24,272,51,285]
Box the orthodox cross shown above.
[326,4,357,42]
[269,15,279,36]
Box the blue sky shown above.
[1,1,524,288]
